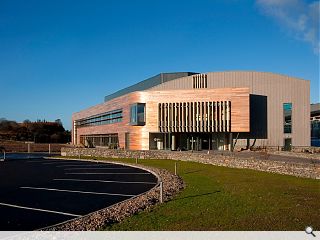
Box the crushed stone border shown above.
[61,148,320,179]
[40,157,185,231]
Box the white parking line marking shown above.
[26,160,75,164]
[64,167,131,170]
[53,178,157,185]
[26,159,50,162]
[56,164,111,167]
[20,186,136,197]
[42,161,91,165]
[41,162,71,165]
[26,160,64,163]
[0,202,81,217]
[65,172,151,175]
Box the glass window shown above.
[283,103,292,133]
[130,103,145,126]
[130,105,137,124]
[75,109,122,128]
[137,104,145,123]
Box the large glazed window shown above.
[283,103,292,134]
[75,109,122,128]
[130,103,145,126]
[80,134,119,148]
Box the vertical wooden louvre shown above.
[158,101,231,133]
[192,74,208,89]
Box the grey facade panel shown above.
[149,71,310,147]
[104,72,197,102]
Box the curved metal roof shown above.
[104,72,197,102]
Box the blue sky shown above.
[0,0,319,130]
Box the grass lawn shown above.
[66,156,320,230]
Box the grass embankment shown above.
[64,156,320,230]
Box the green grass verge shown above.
[63,156,320,230]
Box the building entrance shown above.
[186,133,227,151]
[149,133,231,151]
[284,138,292,151]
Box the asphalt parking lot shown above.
[0,154,158,230]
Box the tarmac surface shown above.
[0,153,157,230]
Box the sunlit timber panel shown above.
[73,88,250,150]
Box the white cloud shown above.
[256,0,320,54]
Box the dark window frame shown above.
[283,103,292,134]
[75,109,123,128]
[130,103,146,126]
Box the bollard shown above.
[135,157,138,164]
[28,143,30,153]
[159,181,163,203]
[174,162,177,175]
[3,151,5,160]
[78,152,81,159]
[48,144,51,154]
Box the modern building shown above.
[72,71,310,151]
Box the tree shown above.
[0,119,69,143]
[55,119,62,126]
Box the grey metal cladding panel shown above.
[104,74,161,102]
[161,72,198,83]
[104,72,197,102]
[149,71,310,147]
[150,75,197,90]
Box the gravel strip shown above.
[41,158,185,231]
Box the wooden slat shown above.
[200,102,203,132]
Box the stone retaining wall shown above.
[0,142,67,152]
[291,146,320,153]
[61,148,320,179]
[249,146,320,153]
[268,151,320,160]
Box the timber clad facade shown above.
[72,71,310,151]
[158,101,231,133]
